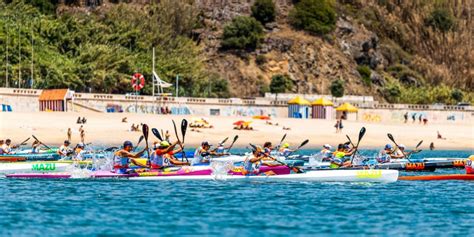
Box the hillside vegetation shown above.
[0,0,472,104]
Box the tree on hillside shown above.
[251,0,276,24]
[221,16,264,50]
[329,79,344,97]
[289,0,337,35]
[270,74,293,100]
[425,8,455,33]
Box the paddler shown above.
[262,142,273,157]
[192,141,228,165]
[113,141,147,174]
[31,140,41,154]
[73,143,87,161]
[320,144,333,161]
[243,146,276,175]
[1,139,17,154]
[390,144,406,159]
[150,141,189,169]
[377,144,394,163]
[278,143,294,157]
[329,144,355,168]
[0,140,5,155]
[57,140,73,158]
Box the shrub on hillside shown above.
[221,16,264,50]
[270,74,293,100]
[425,8,455,33]
[356,65,372,86]
[451,89,463,102]
[289,0,337,35]
[251,0,276,24]
[329,79,344,97]
[383,84,401,103]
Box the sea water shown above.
[0,150,473,236]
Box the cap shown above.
[399,144,406,149]
[160,141,170,147]
[201,141,212,147]
[123,141,133,148]
[343,144,350,149]
[77,143,85,148]
[385,144,392,149]
[323,144,332,149]
[64,140,70,144]
[282,143,290,148]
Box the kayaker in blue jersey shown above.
[377,144,394,163]
[320,144,333,161]
[193,141,229,165]
[262,142,273,157]
[57,140,72,158]
[113,141,147,174]
[243,146,266,175]
[151,141,188,169]
[278,143,294,157]
[213,141,229,155]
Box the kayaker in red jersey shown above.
[150,141,188,169]
[113,141,146,174]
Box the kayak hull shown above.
[7,169,398,183]
[0,161,91,174]
[399,174,474,181]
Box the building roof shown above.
[335,102,358,112]
[311,98,334,106]
[38,89,69,101]
[288,96,311,106]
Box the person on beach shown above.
[80,130,85,143]
[437,131,446,140]
[334,120,340,133]
[150,141,188,169]
[430,142,435,150]
[278,143,294,157]
[67,128,72,142]
[404,112,408,123]
[412,113,416,123]
[57,140,73,158]
[165,130,171,142]
[418,114,423,124]
[113,141,147,174]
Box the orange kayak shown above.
[399,174,474,181]
[0,157,27,162]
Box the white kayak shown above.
[0,160,91,175]
[130,169,398,183]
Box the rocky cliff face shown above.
[57,0,473,101]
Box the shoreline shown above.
[1,112,473,151]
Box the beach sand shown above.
[0,112,472,151]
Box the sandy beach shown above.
[0,112,472,151]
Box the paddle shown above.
[350,127,366,164]
[406,140,423,159]
[212,137,229,152]
[292,139,309,153]
[19,137,31,146]
[249,143,303,173]
[32,135,52,150]
[227,135,239,153]
[152,128,163,141]
[104,146,119,152]
[142,124,150,160]
[172,119,188,163]
[134,135,144,152]
[276,133,287,150]
[346,135,363,157]
[387,133,412,162]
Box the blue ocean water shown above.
[1,150,473,236]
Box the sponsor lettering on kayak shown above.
[31,163,56,171]
[356,170,382,179]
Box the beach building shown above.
[38,89,74,112]
[288,96,311,119]
[336,102,358,120]
[311,98,334,119]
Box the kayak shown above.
[0,152,60,161]
[399,174,474,181]
[0,160,92,174]
[7,169,399,183]
[0,157,27,162]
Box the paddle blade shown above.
[280,134,287,144]
[181,119,188,143]
[298,139,309,149]
[345,135,353,145]
[249,143,257,150]
[152,128,163,141]
[232,135,239,143]
[358,127,366,141]
[142,124,149,141]
[416,140,423,149]
[137,135,144,145]
[387,133,395,143]
[172,120,180,142]
[220,137,229,145]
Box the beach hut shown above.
[311,98,334,119]
[335,102,358,120]
[38,89,74,112]
[288,96,311,119]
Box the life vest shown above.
[215,146,225,154]
[243,158,261,175]
[321,149,332,160]
[279,148,292,157]
[150,149,172,169]
[113,150,130,169]
[377,151,391,163]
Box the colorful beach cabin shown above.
[311,98,334,119]
[39,89,74,112]
[335,102,358,120]
[288,96,311,119]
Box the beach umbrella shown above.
[233,120,246,126]
[252,115,271,120]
